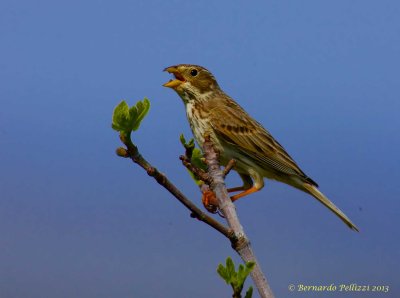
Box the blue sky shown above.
[1,1,399,297]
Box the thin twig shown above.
[223,159,236,178]
[179,155,210,183]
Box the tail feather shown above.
[303,183,359,232]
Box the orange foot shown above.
[202,186,260,213]
[202,190,219,213]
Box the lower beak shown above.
[163,79,183,88]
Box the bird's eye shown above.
[190,69,198,76]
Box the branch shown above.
[202,135,275,298]
[179,155,210,183]
[117,133,232,239]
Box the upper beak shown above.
[163,66,184,89]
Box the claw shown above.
[202,190,219,213]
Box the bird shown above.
[163,64,359,231]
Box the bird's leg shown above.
[202,173,260,212]
[230,174,264,202]
[230,186,261,202]
[203,185,260,210]
[227,173,253,193]
[227,186,247,193]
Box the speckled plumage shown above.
[163,64,358,231]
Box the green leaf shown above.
[226,257,235,280]
[180,134,195,151]
[244,286,253,298]
[237,264,245,284]
[217,264,230,284]
[111,98,150,133]
[112,100,131,132]
[129,106,138,126]
[191,148,207,171]
[217,258,255,297]
[132,98,150,131]
[238,261,255,286]
[180,134,187,146]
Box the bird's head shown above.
[163,64,220,100]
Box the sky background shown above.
[1,1,399,297]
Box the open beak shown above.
[163,66,185,89]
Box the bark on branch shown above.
[203,135,275,298]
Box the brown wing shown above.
[207,98,318,186]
